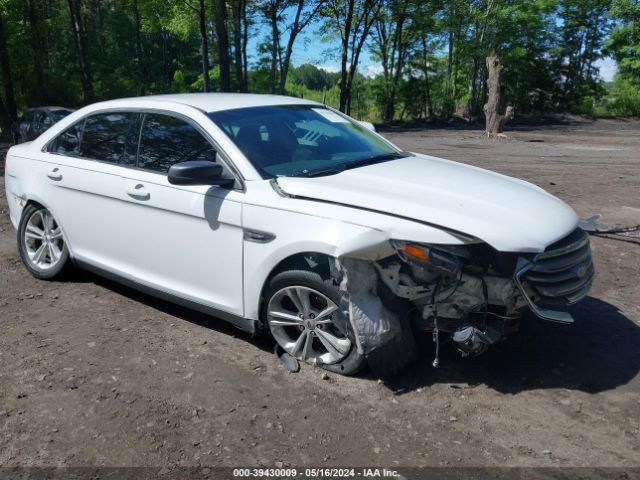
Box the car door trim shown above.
[74,258,258,334]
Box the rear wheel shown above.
[263,269,365,375]
[18,204,72,279]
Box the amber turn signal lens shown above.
[403,243,429,262]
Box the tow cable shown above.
[580,216,640,245]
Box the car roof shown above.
[103,93,321,113]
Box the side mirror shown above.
[168,160,235,187]
[358,121,376,132]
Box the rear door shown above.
[41,111,142,267]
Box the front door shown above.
[114,112,244,316]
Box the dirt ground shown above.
[0,118,639,472]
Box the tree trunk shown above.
[232,0,247,92]
[241,3,248,90]
[132,0,145,95]
[26,0,48,103]
[213,0,230,92]
[268,3,280,94]
[67,0,93,103]
[338,0,355,113]
[278,0,303,94]
[469,57,479,116]
[483,55,513,137]
[421,36,432,119]
[342,0,380,115]
[446,30,453,98]
[0,8,18,131]
[198,0,211,92]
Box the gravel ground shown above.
[0,118,639,470]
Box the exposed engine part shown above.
[373,262,432,300]
[419,273,526,322]
[432,327,440,367]
[452,325,501,357]
[376,261,526,326]
[373,247,529,366]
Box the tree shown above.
[552,0,613,112]
[213,0,231,91]
[26,0,49,102]
[259,0,285,93]
[180,0,211,92]
[484,55,513,136]
[231,0,250,91]
[0,4,18,134]
[67,0,94,103]
[279,0,326,93]
[371,0,418,123]
[605,0,640,83]
[259,0,325,94]
[326,0,382,114]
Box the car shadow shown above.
[75,272,640,394]
[384,296,640,395]
[80,271,275,352]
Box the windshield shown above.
[208,105,405,178]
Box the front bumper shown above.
[515,228,594,323]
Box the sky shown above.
[248,21,618,82]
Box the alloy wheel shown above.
[23,208,65,271]
[267,286,351,365]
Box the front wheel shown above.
[18,204,72,280]
[262,269,365,375]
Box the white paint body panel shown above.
[277,154,578,252]
[4,93,581,327]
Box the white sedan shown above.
[3,93,593,377]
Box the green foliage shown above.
[605,0,640,83]
[0,0,633,129]
[597,74,640,115]
[289,64,339,91]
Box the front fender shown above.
[242,204,394,320]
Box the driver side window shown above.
[137,113,217,174]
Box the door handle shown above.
[126,184,150,200]
[47,168,62,181]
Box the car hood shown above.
[276,153,578,252]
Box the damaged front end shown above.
[335,228,593,376]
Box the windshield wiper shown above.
[289,167,345,178]
[288,152,409,178]
[342,152,409,171]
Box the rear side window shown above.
[48,111,140,166]
[49,120,84,156]
[80,112,139,165]
[137,113,216,173]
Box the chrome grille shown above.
[525,228,594,306]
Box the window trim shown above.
[43,107,246,192]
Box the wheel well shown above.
[24,199,44,212]
[258,252,336,327]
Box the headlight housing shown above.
[391,240,469,274]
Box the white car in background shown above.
[3,94,593,377]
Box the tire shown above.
[17,204,72,280]
[262,269,365,376]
